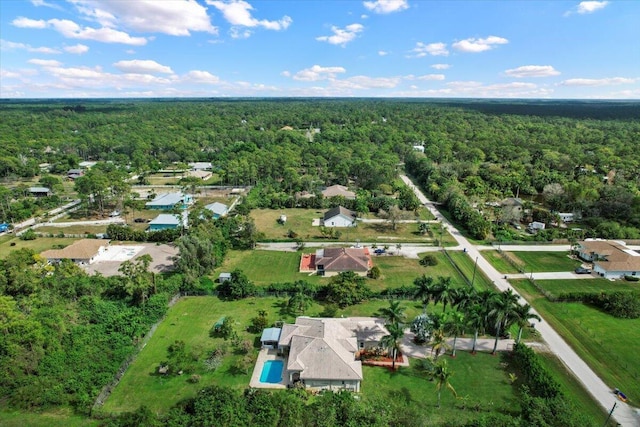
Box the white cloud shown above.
[504,65,560,78]
[361,14,369,19]
[363,0,409,14]
[113,60,174,74]
[229,27,252,39]
[316,23,364,47]
[207,0,292,32]
[28,59,63,67]
[452,35,508,53]
[32,46,61,54]
[431,63,450,70]
[64,44,89,54]
[183,70,221,84]
[1,69,22,79]
[31,0,62,8]
[281,71,291,77]
[292,65,346,81]
[332,75,401,90]
[12,17,47,28]
[410,42,448,57]
[378,50,389,56]
[416,74,445,81]
[71,0,217,36]
[560,77,637,86]
[577,1,609,14]
[1,39,62,54]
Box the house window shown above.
[359,342,364,348]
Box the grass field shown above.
[535,278,640,297]
[215,250,470,292]
[36,225,108,236]
[511,279,640,406]
[0,408,98,427]
[250,208,451,244]
[0,236,78,259]
[446,251,495,291]
[481,250,520,274]
[508,251,579,272]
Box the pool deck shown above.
[249,348,288,389]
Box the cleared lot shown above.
[83,243,178,276]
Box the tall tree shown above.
[432,276,455,313]
[380,322,404,370]
[379,300,406,327]
[514,303,541,344]
[444,311,466,357]
[413,275,435,313]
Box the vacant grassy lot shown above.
[250,208,446,244]
[36,225,108,236]
[0,408,97,427]
[535,278,640,298]
[0,236,78,259]
[216,250,469,292]
[481,250,520,274]
[511,279,640,406]
[446,251,494,291]
[508,251,579,272]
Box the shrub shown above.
[511,343,561,399]
[420,254,438,266]
[598,291,640,319]
[19,229,37,241]
[624,275,640,282]
[368,266,381,279]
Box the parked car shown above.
[575,267,591,274]
[134,218,147,223]
[109,210,120,217]
[373,248,385,254]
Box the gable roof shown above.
[41,239,109,260]
[280,317,364,381]
[205,202,228,216]
[149,212,187,226]
[29,187,51,193]
[145,192,189,207]
[579,240,640,272]
[322,185,356,199]
[315,247,371,272]
[323,206,355,222]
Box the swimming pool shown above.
[259,360,283,383]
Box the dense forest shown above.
[1,99,639,239]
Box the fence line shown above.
[91,293,182,415]
[442,249,472,287]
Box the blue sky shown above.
[1,0,638,98]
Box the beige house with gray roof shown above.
[577,239,640,279]
[277,317,388,392]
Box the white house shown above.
[41,239,109,265]
[205,202,228,219]
[188,162,213,171]
[323,206,356,227]
[558,213,575,223]
[277,317,388,392]
[577,240,640,279]
[528,221,546,232]
[413,145,425,153]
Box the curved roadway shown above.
[400,174,640,427]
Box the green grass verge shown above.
[509,251,579,272]
[0,237,78,259]
[446,251,495,291]
[510,279,640,406]
[0,408,98,427]
[481,250,520,274]
[535,279,640,297]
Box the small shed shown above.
[260,327,282,349]
[218,272,231,283]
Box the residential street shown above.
[400,174,640,426]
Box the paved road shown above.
[255,242,456,258]
[400,174,640,426]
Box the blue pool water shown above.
[260,360,283,383]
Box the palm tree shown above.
[489,290,519,354]
[431,359,457,408]
[432,276,455,313]
[464,304,485,355]
[453,286,478,314]
[380,322,404,370]
[477,289,499,334]
[379,300,406,327]
[413,275,435,313]
[514,303,541,344]
[444,311,466,357]
[429,328,449,360]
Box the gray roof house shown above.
[148,212,188,231]
[323,206,356,227]
[276,317,389,392]
[29,186,52,197]
[205,202,229,219]
[322,185,356,200]
[577,240,640,279]
[145,192,193,210]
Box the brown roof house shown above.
[41,239,109,265]
[322,185,356,200]
[313,247,372,276]
[277,317,388,392]
[577,239,640,279]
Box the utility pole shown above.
[602,401,616,427]
[471,256,478,287]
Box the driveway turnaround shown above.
[400,174,640,427]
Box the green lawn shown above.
[0,408,97,427]
[511,279,640,406]
[36,225,108,236]
[481,250,520,274]
[250,208,450,244]
[0,236,78,259]
[535,279,640,298]
[102,296,318,414]
[508,251,579,272]
[361,353,520,424]
[446,251,495,291]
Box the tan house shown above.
[577,239,640,279]
[277,317,388,392]
[303,247,372,276]
[41,239,109,265]
[322,185,356,200]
